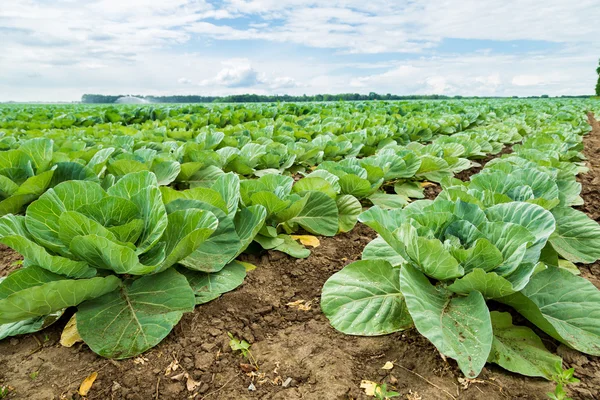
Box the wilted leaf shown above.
[165,359,180,376]
[186,373,201,392]
[239,261,257,271]
[60,314,82,347]
[286,299,312,311]
[360,380,378,396]
[78,371,98,396]
[382,361,394,370]
[290,235,320,248]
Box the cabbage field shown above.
[1,99,600,399]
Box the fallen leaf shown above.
[60,315,82,348]
[170,372,186,381]
[458,377,485,389]
[407,390,423,400]
[164,359,180,375]
[291,235,320,247]
[420,181,436,188]
[240,363,257,373]
[185,374,201,392]
[239,261,257,271]
[382,361,394,370]
[78,372,98,396]
[286,299,312,311]
[133,356,149,365]
[360,380,378,397]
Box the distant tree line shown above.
[596,59,600,97]
[81,93,594,104]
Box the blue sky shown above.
[1,0,599,101]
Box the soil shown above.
[1,120,600,400]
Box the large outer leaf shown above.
[0,170,54,215]
[211,172,241,216]
[499,267,600,356]
[50,162,99,187]
[400,264,493,378]
[289,191,339,236]
[176,202,240,272]
[336,194,362,233]
[0,215,95,278]
[0,275,120,324]
[362,236,406,266]
[321,260,412,335]
[550,207,600,263]
[487,311,561,380]
[77,269,195,359]
[158,209,218,271]
[368,193,408,209]
[233,205,267,258]
[0,266,66,299]
[273,234,311,258]
[160,186,228,214]
[152,161,181,186]
[19,138,53,172]
[0,311,64,340]
[178,261,246,304]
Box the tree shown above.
[596,59,600,96]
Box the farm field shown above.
[0,99,600,399]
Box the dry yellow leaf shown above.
[60,315,82,348]
[291,235,320,247]
[382,361,394,370]
[78,372,98,396]
[420,181,436,188]
[185,374,201,392]
[360,380,378,396]
[164,359,180,376]
[286,299,312,311]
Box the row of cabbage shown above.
[321,106,600,381]
[0,100,595,361]
[0,101,573,223]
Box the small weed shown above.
[228,332,257,367]
[374,383,400,400]
[29,371,39,381]
[547,368,579,400]
[0,386,10,399]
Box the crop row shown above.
[322,104,600,381]
[0,100,597,364]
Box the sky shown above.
[1,0,599,102]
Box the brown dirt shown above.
[2,121,600,400]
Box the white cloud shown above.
[511,75,544,87]
[0,0,599,100]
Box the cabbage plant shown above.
[0,171,260,358]
[321,199,600,379]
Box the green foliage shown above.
[548,368,580,400]
[374,383,400,400]
[1,99,600,371]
